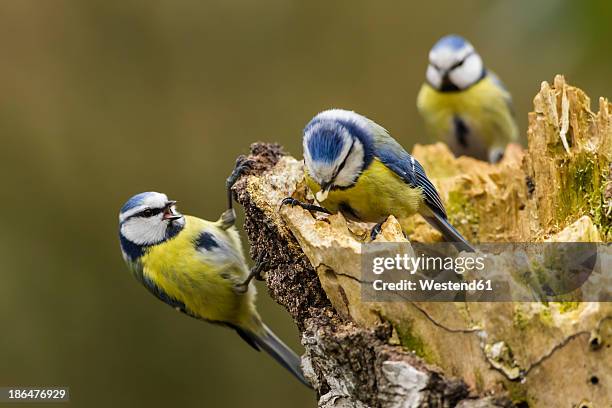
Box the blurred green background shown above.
[1,1,611,407]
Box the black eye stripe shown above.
[450,59,465,70]
[432,50,475,73]
[450,50,475,70]
[139,208,163,218]
[331,138,356,184]
[122,207,165,222]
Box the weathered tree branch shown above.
[232,76,611,407]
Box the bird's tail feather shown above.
[235,324,312,388]
[423,212,475,253]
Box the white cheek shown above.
[426,64,442,89]
[449,53,483,89]
[309,161,335,185]
[121,216,168,245]
[333,141,364,187]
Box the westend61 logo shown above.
[361,242,609,302]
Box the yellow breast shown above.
[416,76,518,149]
[139,216,256,328]
[306,159,425,229]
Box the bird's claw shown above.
[280,197,332,214]
[235,258,269,293]
[234,282,249,294]
[280,197,300,207]
[226,156,256,211]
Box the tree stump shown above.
[231,76,611,407]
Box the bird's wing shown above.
[193,226,249,284]
[366,120,447,219]
[488,70,515,117]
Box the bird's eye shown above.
[141,209,154,217]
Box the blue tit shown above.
[118,192,310,387]
[284,109,474,252]
[417,34,518,163]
